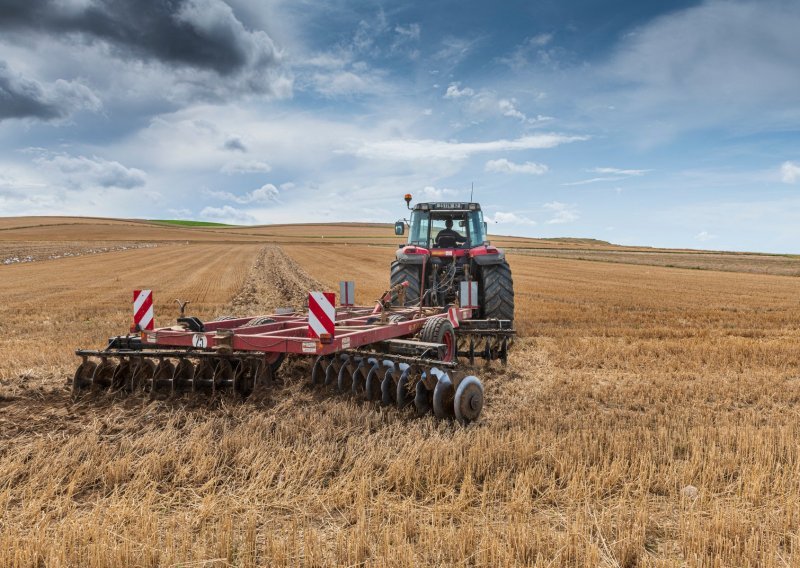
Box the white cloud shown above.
[220,160,272,174]
[530,33,554,47]
[444,83,475,99]
[351,133,588,162]
[488,211,536,225]
[498,99,525,121]
[543,201,578,224]
[780,161,800,183]
[199,205,257,224]
[420,186,459,199]
[205,183,279,204]
[35,153,147,189]
[310,69,387,97]
[695,230,717,242]
[485,158,548,175]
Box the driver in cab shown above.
[435,218,467,248]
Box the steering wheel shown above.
[436,234,457,248]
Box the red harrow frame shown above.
[74,289,514,424]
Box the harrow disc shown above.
[414,378,432,416]
[130,358,156,392]
[324,357,340,386]
[337,357,354,393]
[172,358,195,394]
[349,360,366,395]
[364,363,382,401]
[311,356,328,386]
[72,360,97,393]
[151,359,175,397]
[110,359,133,391]
[193,359,215,393]
[396,368,413,409]
[432,372,455,419]
[91,359,117,391]
[381,368,396,406]
[454,376,484,425]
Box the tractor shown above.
[391,195,514,322]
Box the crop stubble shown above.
[0,228,799,567]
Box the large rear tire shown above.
[390,261,421,306]
[480,261,514,322]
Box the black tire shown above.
[419,317,456,362]
[480,261,514,322]
[212,315,238,322]
[390,261,421,306]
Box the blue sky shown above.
[1,0,799,252]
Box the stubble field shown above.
[1,218,799,567]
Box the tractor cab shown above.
[398,202,488,250]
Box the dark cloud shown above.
[223,136,247,152]
[0,0,282,89]
[0,61,100,121]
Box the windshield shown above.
[407,209,487,247]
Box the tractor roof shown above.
[413,202,481,212]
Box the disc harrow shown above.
[74,298,513,425]
[73,351,276,399]
[307,354,484,423]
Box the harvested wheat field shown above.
[1,218,800,567]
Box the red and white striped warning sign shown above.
[133,289,154,331]
[447,306,460,328]
[308,291,336,338]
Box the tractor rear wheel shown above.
[390,261,421,306]
[480,261,514,321]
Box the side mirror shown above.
[483,222,488,234]
[394,221,405,236]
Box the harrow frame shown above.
[74,303,514,424]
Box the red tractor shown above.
[391,195,514,322]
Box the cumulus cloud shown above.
[205,183,279,204]
[498,99,525,121]
[351,133,587,162]
[420,186,459,199]
[488,211,536,225]
[780,161,800,183]
[35,153,147,189]
[199,205,257,224]
[0,61,100,122]
[485,158,548,175]
[220,160,272,174]
[0,0,288,98]
[543,201,578,224]
[444,83,474,99]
